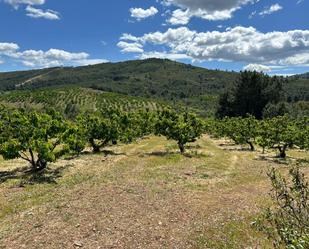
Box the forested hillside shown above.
[0,58,308,116]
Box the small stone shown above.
[74,241,83,247]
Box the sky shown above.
[0,0,309,75]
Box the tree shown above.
[220,116,259,151]
[0,110,73,171]
[155,109,203,153]
[256,120,273,154]
[256,116,308,158]
[265,116,300,158]
[217,71,284,119]
[61,122,86,155]
[262,102,291,119]
[78,113,119,153]
[254,167,309,248]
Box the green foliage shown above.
[217,71,285,119]
[61,122,86,155]
[221,116,259,151]
[155,109,204,153]
[254,167,309,249]
[0,87,166,118]
[0,109,80,171]
[256,116,308,158]
[207,115,309,158]
[77,113,120,153]
[263,102,292,119]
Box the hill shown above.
[0,58,308,115]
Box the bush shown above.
[254,167,309,248]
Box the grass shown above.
[0,136,308,248]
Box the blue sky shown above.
[0,0,308,75]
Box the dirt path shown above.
[15,68,61,88]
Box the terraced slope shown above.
[0,87,167,115]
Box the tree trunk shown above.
[31,158,47,172]
[248,141,255,151]
[278,146,287,159]
[178,142,185,154]
[90,138,101,153]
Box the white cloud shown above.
[26,6,60,20]
[244,64,271,72]
[17,49,88,67]
[0,43,107,68]
[163,0,256,24]
[139,51,191,60]
[277,53,309,66]
[4,0,45,8]
[259,4,282,16]
[119,26,309,67]
[130,6,158,21]
[4,0,61,20]
[0,42,20,55]
[75,59,109,66]
[0,60,4,65]
[117,41,144,53]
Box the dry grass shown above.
[0,136,308,249]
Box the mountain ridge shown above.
[0,58,308,116]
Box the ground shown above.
[0,136,308,249]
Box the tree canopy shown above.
[217,71,284,119]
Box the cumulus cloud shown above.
[0,42,20,55]
[163,0,256,24]
[26,6,60,20]
[259,3,282,16]
[119,26,309,67]
[130,6,158,21]
[117,41,144,53]
[243,64,271,72]
[277,53,309,66]
[0,42,107,68]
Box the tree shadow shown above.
[80,150,126,157]
[139,150,207,159]
[139,151,178,157]
[0,164,72,186]
[0,166,29,184]
[255,154,290,165]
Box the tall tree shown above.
[217,71,284,119]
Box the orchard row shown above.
[0,107,308,172]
